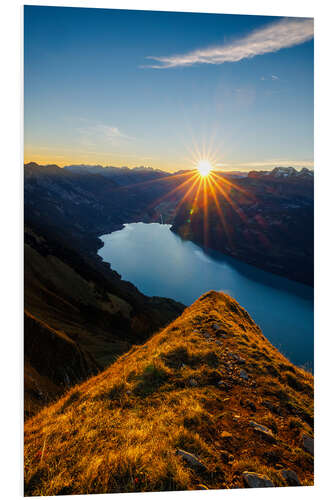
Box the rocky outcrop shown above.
[176,450,207,471]
[302,433,314,455]
[243,472,274,488]
[281,469,301,486]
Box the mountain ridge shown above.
[24,291,313,495]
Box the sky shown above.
[24,6,314,172]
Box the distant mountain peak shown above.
[248,166,313,180]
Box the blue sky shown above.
[24,6,314,171]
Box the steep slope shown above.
[24,162,173,254]
[24,312,99,419]
[24,227,185,417]
[24,292,313,495]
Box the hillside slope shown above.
[24,311,99,418]
[24,227,184,417]
[24,291,313,495]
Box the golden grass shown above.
[24,291,313,495]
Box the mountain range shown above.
[24,162,314,493]
[172,168,313,285]
[25,162,314,284]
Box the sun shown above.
[197,160,212,177]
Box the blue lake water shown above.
[98,222,314,369]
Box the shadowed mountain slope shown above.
[24,311,99,418]
[24,291,313,495]
[24,227,185,418]
[171,171,314,285]
[25,163,314,284]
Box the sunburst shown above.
[197,160,212,177]
[114,148,255,250]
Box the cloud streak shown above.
[79,124,131,140]
[143,18,313,69]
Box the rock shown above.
[215,340,223,346]
[239,369,249,380]
[189,378,198,387]
[281,469,301,486]
[212,323,221,331]
[203,332,211,339]
[302,434,314,455]
[250,421,276,443]
[243,472,274,488]
[176,449,207,471]
[229,353,246,364]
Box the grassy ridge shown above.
[24,291,313,495]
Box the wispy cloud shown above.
[261,74,280,81]
[76,123,134,149]
[78,124,132,141]
[143,18,313,69]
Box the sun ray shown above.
[210,171,255,200]
[209,174,248,224]
[203,177,210,248]
[206,176,233,247]
[113,169,196,192]
[174,174,202,214]
[189,176,204,216]
[148,171,199,209]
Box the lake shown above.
[98,222,314,369]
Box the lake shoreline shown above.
[98,222,314,370]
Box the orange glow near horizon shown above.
[132,149,258,251]
[25,146,262,250]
